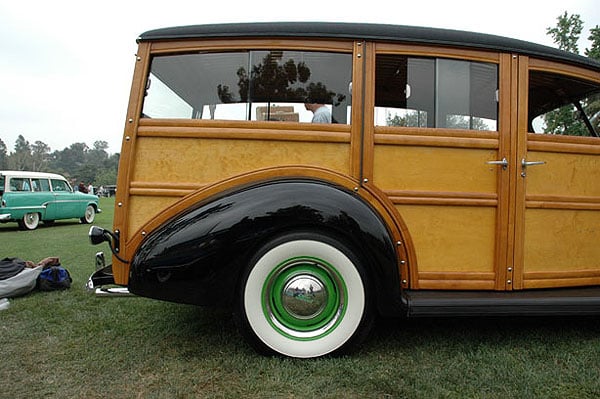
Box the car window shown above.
[142,50,353,124]
[10,178,31,192]
[529,70,600,137]
[51,179,71,192]
[31,178,51,192]
[375,55,498,130]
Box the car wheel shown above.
[20,213,40,230]
[237,233,372,358]
[80,205,96,224]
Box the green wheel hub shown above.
[262,256,347,340]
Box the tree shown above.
[51,142,89,176]
[386,111,423,127]
[547,11,583,53]
[31,141,51,172]
[2,135,119,186]
[585,26,600,60]
[543,12,599,136]
[9,135,33,171]
[0,138,7,169]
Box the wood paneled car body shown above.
[88,22,600,358]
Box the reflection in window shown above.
[529,71,600,137]
[51,180,70,192]
[375,55,498,131]
[142,51,352,124]
[10,178,31,192]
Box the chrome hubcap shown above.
[281,275,327,319]
[262,257,347,340]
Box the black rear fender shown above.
[129,179,402,314]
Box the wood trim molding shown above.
[386,190,498,207]
[149,38,355,54]
[137,121,351,144]
[523,269,600,289]
[526,194,600,210]
[417,272,496,290]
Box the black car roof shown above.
[138,22,600,72]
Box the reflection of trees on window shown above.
[217,51,312,104]
[529,71,600,137]
[143,50,351,124]
[375,55,498,131]
[219,51,346,115]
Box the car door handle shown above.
[521,159,545,167]
[486,158,509,170]
[521,158,545,177]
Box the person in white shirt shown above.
[304,102,331,123]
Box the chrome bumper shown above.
[87,252,132,297]
[0,213,11,222]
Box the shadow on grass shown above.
[0,219,90,233]
[369,314,600,351]
[113,298,600,360]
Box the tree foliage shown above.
[1,136,119,186]
[542,12,600,136]
[585,26,600,60]
[547,12,583,53]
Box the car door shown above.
[49,178,80,219]
[511,57,600,289]
[30,178,54,220]
[368,47,512,290]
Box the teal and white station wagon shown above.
[0,171,100,230]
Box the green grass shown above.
[2,197,600,398]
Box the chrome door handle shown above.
[521,159,545,167]
[487,158,508,170]
[521,158,545,177]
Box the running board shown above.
[402,287,600,317]
[95,287,133,297]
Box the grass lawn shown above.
[1,197,600,398]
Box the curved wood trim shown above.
[528,58,600,83]
[360,183,417,289]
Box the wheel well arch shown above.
[129,167,411,316]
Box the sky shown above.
[1,0,598,155]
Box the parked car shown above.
[0,171,100,230]
[89,22,600,358]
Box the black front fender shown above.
[129,179,401,314]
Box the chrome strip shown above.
[95,287,132,297]
[3,205,46,211]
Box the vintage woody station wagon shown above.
[89,22,600,358]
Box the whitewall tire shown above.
[239,234,371,358]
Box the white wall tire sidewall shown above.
[23,213,40,230]
[244,239,365,358]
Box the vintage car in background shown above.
[89,22,600,358]
[0,171,100,230]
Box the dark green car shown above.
[0,171,100,230]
